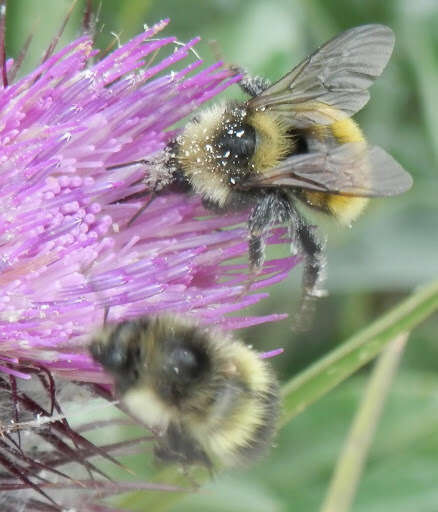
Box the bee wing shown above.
[248,24,395,126]
[242,143,413,197]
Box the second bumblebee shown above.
[90,315,279,469]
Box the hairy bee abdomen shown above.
[302,116,369,225]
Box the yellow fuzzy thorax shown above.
[248,110,293,171]
[178,103,232,206]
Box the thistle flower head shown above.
[0,19,297,383]
[0,16,297,510]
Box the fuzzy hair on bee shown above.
[89,315,280,469]
[113,24,413,328]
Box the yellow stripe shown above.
[304,116,369,224]
[330,117,365,143]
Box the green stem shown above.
[320,333,408,512]
[281,280,438,426]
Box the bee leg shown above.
[154,423,213,478]
[244,192,293,293]
[234,233,264,299]
[201,197,225,214]
[238,70,271,97]
[248,233,266,272]
[288,204,327,330]
[202,190,253,214]
[247,193,327,329]
[227,65,271,97]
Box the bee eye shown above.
[95,342,127,370]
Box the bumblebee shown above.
[121,25,412,323]
[89,315,279,469]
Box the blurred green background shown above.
[7,1,438,510]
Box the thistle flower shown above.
[0,16,297,511]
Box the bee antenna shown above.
[105,159,159,226]
[208,39,225,63]
[126,189,157,227]
[208,39,244,80]
[106,159,151,172]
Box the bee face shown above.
[90,320,147,393]
[177,104,258,206]
[89,316,279,469]
[91,318,211,403]
[213,105,256,179]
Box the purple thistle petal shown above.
[0,365,32,379]
[260,348,285,359]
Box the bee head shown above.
[151,324,211,405]
[90,320,149,394]
[213,105,256,183]
[176,103,259,206]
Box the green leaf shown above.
[320,334,408,512]
[281,279,438,426]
